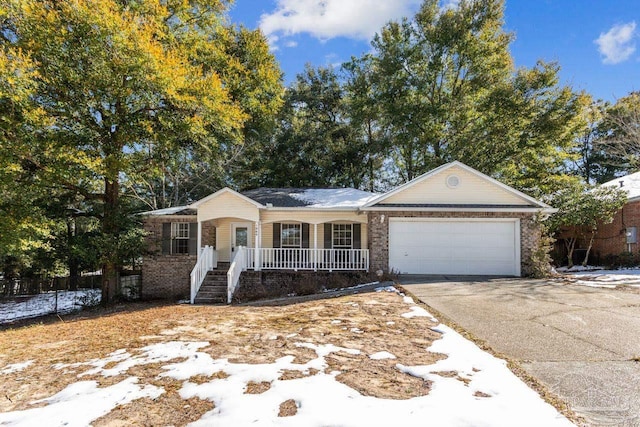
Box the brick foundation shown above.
[367,211,541,277]
[141,254,196,299]
[232,270,373,303]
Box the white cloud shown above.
[440,0,460,11]
[259,0,421,42]
[285,40,298,48]
[266,34,280,52]
[595,22,637,64]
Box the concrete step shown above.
[194,296,226,304]
[195,268,230,304]
[200,283,226,289]
[196,288,227,297]
[198,283,226,289]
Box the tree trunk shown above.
[101,177,120,305]
[582,230,596,267]
[69,262,79,291]
[67,219,78,291]
[564,237,577,268]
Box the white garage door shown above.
[389,219,520,276]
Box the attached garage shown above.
[362,162,554,277]
[388,218,520,276]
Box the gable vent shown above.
[446,175,460,188]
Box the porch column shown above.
[254,220,261,271]
[313,223,318,271]
[197,220,202,260]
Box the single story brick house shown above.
[589,171,640,260]
[141,161,553,303]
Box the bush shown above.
[600,252,640,269]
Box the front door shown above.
[231,223,252,259]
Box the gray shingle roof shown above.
[241,188,313,207]
[241,187,379,208]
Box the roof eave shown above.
[141,213,197,218]
[263,206,363,211]
[360,206,556,214]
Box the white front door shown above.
[231,223,252,258]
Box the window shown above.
[332,224,352,249]
[281,223,301,248]
[171,222,190,254]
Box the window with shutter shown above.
[160,222,198,255]
[332,224,353,249]
[281,223,301,248]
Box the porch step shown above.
[194,270,228,304]
[194,283,227,304]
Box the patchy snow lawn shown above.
[558,267,640,288]
[0,288,573,427]
[0,289,101,324]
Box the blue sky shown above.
[228,0,639,102]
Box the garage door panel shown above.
[389,219,518,276]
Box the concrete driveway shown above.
[398,276,640,427]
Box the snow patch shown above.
[289,188,378,208]
[401,306,438,322]
[601,171,640,200]
[369,351,397,360]
[375,285,398,293]
[0,289,101,324]
[0,378,162,427]
[560,268,640,288]
[0,360,33,375]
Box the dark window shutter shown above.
[302,223,310,248]
[273,223,281,248]
[188,223,198,255]
[324,223,332,249]
[162,223,171,255]
[353,224,361,249]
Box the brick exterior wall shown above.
[591,200,640,259]
[141,210,543,299]
[367,211,541,277]
[141,215,215,300]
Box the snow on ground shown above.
[369,351,396,360]
[558,267,640,288]
[289,188,378,208]
[0,378,162,427]
[0,289,101,324]
[0,288,574,427]
[0,360,33,375]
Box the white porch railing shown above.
[224,247,368,304]
[227,246,248,303]
[190,245,217,304]
[256,248,369,271]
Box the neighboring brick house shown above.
[141,161,553,302]
[589,172,640,261]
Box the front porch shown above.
[185,187,372,304]
[191,246,370,304]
